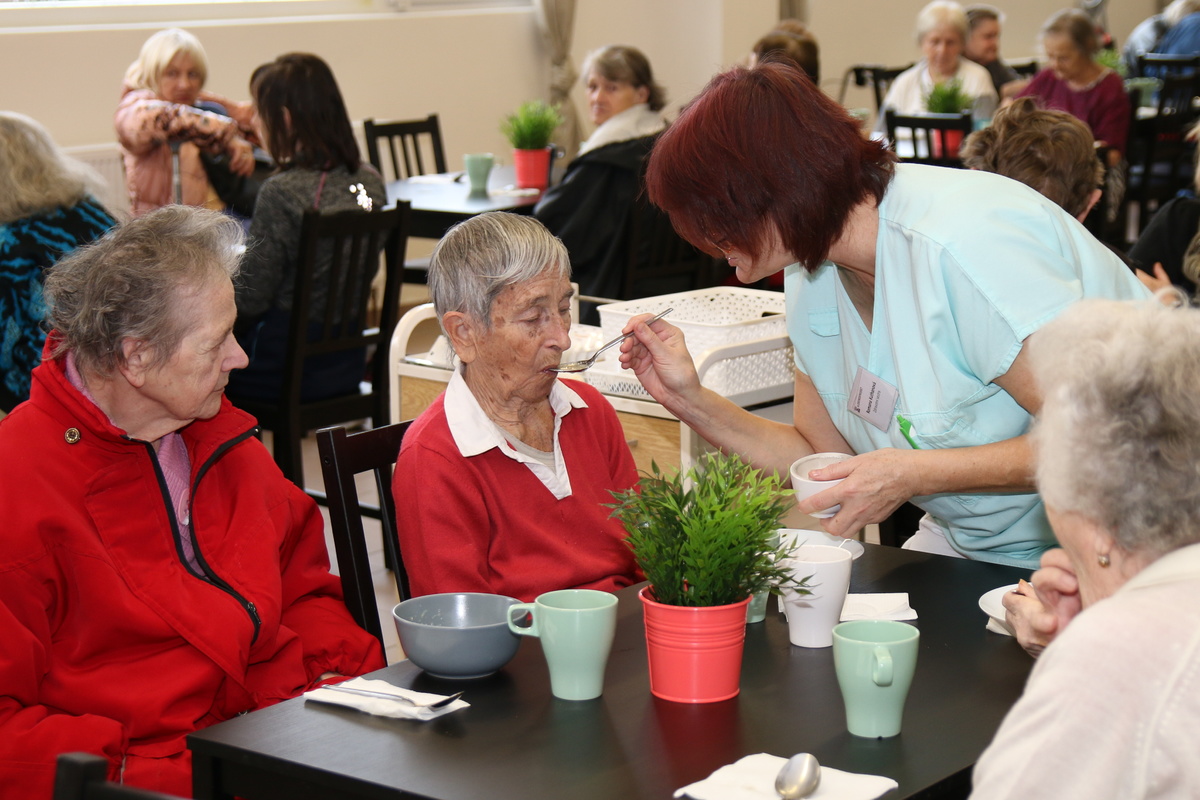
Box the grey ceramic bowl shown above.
[392,592,522,679]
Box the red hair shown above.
[645,61,894,271]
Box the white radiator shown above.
[62,143,130,218]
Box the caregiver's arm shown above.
[804,337,1041,537]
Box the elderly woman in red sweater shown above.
[394,212,641,602]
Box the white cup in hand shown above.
[790,452,851,519]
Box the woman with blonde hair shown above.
[0,112,115,411]
[115,28,257,216]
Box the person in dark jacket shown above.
[534,45,666,312]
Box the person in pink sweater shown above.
[394,212,643,602]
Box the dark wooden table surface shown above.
[189,544,1032,800]
[386,165,547,240]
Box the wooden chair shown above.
[363,114,448,183]
[848,63,914,113]
[1126,69,1200,234]
[228,203,411,492]
[317,422,411,649]
[884,110,974,168]
[1136,52,1200,80]
[619,193,721,301]
[1006,58,1040,79]
[53,753,185,800]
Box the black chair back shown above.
[232,203,410,490]
[849,63,914,112]
[884,110,974,168]
[54,753,185,800]
[621,193,720,300]
[1127,68,1200,236]
[317,422,411,649]
[363,115,448,183]
[1007,58,1040,79]
[1136,52,1200,80]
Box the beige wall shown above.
[0,0,1156,175]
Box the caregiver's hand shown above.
[618,315,699,410]
[797,448,915,538]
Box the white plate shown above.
[777,528,865,560]
[979,584,1019,627]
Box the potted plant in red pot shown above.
[609,452,806,703]
[500,100,562,191]
[923,79,974,158]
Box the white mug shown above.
[779,545,853,648]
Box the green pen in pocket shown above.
[896,414,921,450]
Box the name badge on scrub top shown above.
[848,366,899,432]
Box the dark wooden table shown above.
[386,165,548,240]
[189,545,1032,800]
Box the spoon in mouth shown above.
[549,307,672,373]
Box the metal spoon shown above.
[549,307,673,373]
[775,753,821,799]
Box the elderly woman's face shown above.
[586,67,650,127]
[160,52,203,106]
[1043,32,1090,83]
[135,276,247,428]
[462,269,573,403]
[966,18,1002,64]
[922,24,964,79]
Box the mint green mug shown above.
[508,589,617,700]
[832,619,919,738]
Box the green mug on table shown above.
[507,589,617,701]
[832,619,920,738]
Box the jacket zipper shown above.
[140,426,263,644]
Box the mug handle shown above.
[507,603,539,637]
[872,645,893,687]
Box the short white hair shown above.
[1032,299,1200,558]
[916,0,968,44]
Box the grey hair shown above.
[123,28,209,95]
[581,45,668,112]
[916,0,968,45]
[1031,299,1200,558]
[0,112,107,226]
[1165,0,1200,28]
[1041,8,1098,56]
[44,206,242,378]
[428,212,570,329]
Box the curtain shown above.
[534,0,582,157]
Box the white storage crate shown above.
[587,288,794,403]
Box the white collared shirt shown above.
[444,365,589,500]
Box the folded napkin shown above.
[986,617,1015,636]
[406,172,464,185]
[494,186,541,197]
[675,753,898,800]
[840,593,917,622]
[304,677,468,720]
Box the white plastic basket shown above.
[588,288,793,401]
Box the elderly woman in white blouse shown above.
[874,0,998,134]
[971,298,1200,798]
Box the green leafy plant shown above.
[609,451,809,607]
[924,79,974,113]
[1095,46,1126,77]
[500,100,562,150]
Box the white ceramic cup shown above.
[779,544,853,648]
[790,452,852,519]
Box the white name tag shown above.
[848,366,899,433]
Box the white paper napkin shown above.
[839,593,918,622]
[406,172,464,184]
[304,677,468,720]
[986,617,1015,636]
[674,753,898,800]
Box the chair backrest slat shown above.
[362,114,447,183]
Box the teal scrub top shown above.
[785,164,1150,568]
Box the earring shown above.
[1098,553,1111,568]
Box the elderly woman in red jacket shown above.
[0,206,383,797]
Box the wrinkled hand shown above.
[1002,548,1081,657]
[617,316,700,408]
[1135,262,1173,294]
[227,136,256,177]
[796,448,914,537]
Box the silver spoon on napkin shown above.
[549,307,672,373]
[776,753,821,799]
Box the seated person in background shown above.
[0,112,116,412]
[115,28,257,216]
[971,298,1200,798]
[1016,9,1129,162]
[750,25,820,84]
[226,53,387,404]
[1126,118,1200,298]
[873,0,999,135]
[395,212,641,603]
[960,96,1103,222]
[964,4,1026,98]
[534,45,667,305]
[0,206,384,797]
[1122,0,1200,76]
[1154,6,1200,60]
